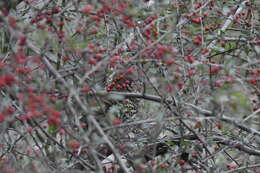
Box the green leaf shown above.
[254,45,260,54]
[165,141,178,147]
[48,124,58,136]
[53,100,64,110]
[223,41,235,51]
[230,91,250,110]
[211,45,225,52]
[223,57,235,73]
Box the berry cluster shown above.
[106,74,131,92]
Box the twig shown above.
[224,163,260,173]
[185,103,260,137]
[5,22,131,172]
[88,91,260,137]
[207,0,250,50]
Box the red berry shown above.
[113,118,121,125]
[245,2,251,6]
[80,122,87,128]
[193,39,201,45]
[250,79,257,85]
[150,161,156,166]
[59,129,65,135]
[4,74,16,86]
[47,116,61,127]
[159,164,168,168]
[166,85,174,92]
[191,153,198,158]
[165,57,175,65]
[116,84,122,89]
[122,83,127,88]
[27,127,33,133]
[210,66,221,74]
[125,80,130,85]
[192,17,202,24]
[179,159,185,165]
[186,55,196,63]
[216,121,222,129]
[68,140,80,148]
[187,69,196,77]
[215,80,223,87]
[8,16,17,29]
[18,36,27,46]
[126,68,135,75]
[214,146,220,151]
[195,2,202,9]
[52,7,61,14]
[81,86,90,93]
[252,106,259,111]
[82,5,94,14]
[72,148,79,153]
[195,121,202,128]
[116,75,124,81]
[227,164,239,170]
[119,144,125,152]
[5,169,15,173]
[94,53,103,59]
[110,56,119,64]
[225,76,234,83]
[177,81,184,90]
[137,164,146,170]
